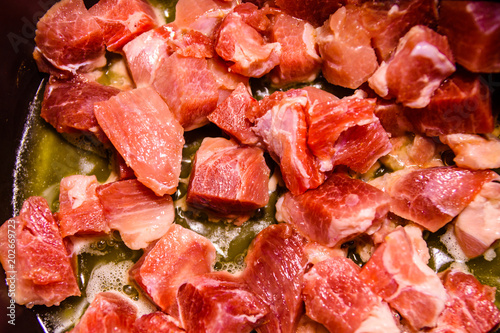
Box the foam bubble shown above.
[440,224,470,272]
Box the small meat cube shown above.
[0,197,80,307]
[368,25,455,108]
[440,134,500,170]
[153,53,219,131]
[94,87,185,196]
[133,312,184,333]
[177,272,269,332]
[207,83,259,145]
[34,0,106,74]
[454,181,500,258]
[96,179,175,250]
[316,6,378,89]
[70,292,137,333]
[430,270,500,333]
[439,1,500,73]
[359,227,447,330]
[58,175,108,238]
[215,8,281,78]
[269,12,321,86]
[276,173,391,247]
[253,90,325,195]
[129,224,216,317]
[303,257,399,333]
[186,137,270,215]
[41,75,120,142]
[404,72,494,136]
[242,224,307,333]
[379,166,497,232]
[374,99,416,137]
[89,0,158,52]
[174,0,236,36]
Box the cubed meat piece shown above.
[440,134,500,170]
[174,0,236,36]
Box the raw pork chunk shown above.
[57,175,108,238]
[34,0,106,74]
[89,0,158,52]
[0,197,80,307]
[96,179,175,250]
[70,292,137,333]
[177,272,269,332]
[440,134,500,170]
[129,224,216,317]
[241,224,307,333]
[253,90,324,195]
[439,1,500,73]
[273,0,345,27]
[360,227,447,330]
[368,25,455,108]
[134,312,184,333]
[276,173,390,247]
[41,75,120,142]
[186,137,270,215]
[303,257,399,333]
[316,6,378,89]
[174,0,236,36]
[94,87,184,196]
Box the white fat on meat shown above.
[441,133,500,170]
[354,301,400,333]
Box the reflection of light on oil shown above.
[430,247,453,272]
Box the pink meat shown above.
[94,87,184,196]
[174,0,236,36]
[374,99,415,137]
[133,312,184,333]
[96,179,175,250]
[253,90,325,195]
[439,1,500,73]
[359,227,447,330]
[70,292,137,333]
[186,137,270,215]
[89,0,158,52]
[207,83,260,145]
[303,257,397,333]
[430,270,500,333]
[273,0,347,27]
[232,2,271,32]
[404,71,494,136]
[368,25,455,108]
[153,53,219,131]
[0,197,80,307]
[269,12,321,86]
[383,166,497,232]
[207,56,250,105]
[40,75,120,142]
[177,272,269,332]
[241,224,307,333]
[276,173,390,247]
[316,6,378,89]
[34,0,106,74]
[129,224,216,317]
[215,9,281,78]
[57,175,108,238]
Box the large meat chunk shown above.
[133,312,184,333]
[368,25,455,108]
[360,227,447,330]
[404,72,494,136]
[439,1,500,73]
[303,257,399,333]
[378,166,498,232]
[89,0,158,52]
[57,175,108,238]
[454,181,500,259]
[34,0,106,74]
[41,75,120,142]
[276,173,390,247]
[215,8,281,78]
[96,179,175,250]
[177,272,269,332]
[253,90,325,195]
[70,292,137,333]
[94,87,184,196]
[431,270,500,333]
[0,197,80,307]
[186,137,270,215]
[129,224,216,317]
[316,6,378,89]
[242,224,307,333]
[153,53,219,131]
[174,0,236,36]
[269,12,321,86]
